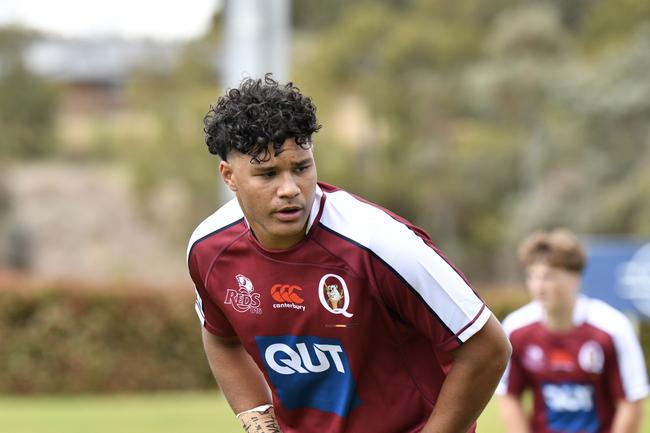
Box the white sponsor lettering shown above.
[265,343,346,375]
[272,303,306,312]
[543,384,594,412]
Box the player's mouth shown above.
[274,206,303,222]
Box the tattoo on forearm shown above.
[241,407,281,433]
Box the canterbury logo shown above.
[271,284,304,304]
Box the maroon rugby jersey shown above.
[497,296,649,433]
[187,182,491,433]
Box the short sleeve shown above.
[602,313,649,401]
[318,189,491,352]
[189,250,237,337]
[369,226,491,352]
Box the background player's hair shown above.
[203,73,322,162]
[518,228,586,273]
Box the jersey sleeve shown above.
[368,223,491,352]
[188,248,237,337]
[602,312,649,401]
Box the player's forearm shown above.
[421,357,504,433]
[497,395,531,433]
[421,316,511,433]
[611,400,643,433]
[237,405,282,433]
[201,328,273,414]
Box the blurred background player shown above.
[187,74,511,433]
[496,228,649,433]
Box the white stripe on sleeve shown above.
[321,190,487,340]
[194,286,206,325]
[586,298,649,401]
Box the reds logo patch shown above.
[224,274,262,314]
[523,344,545,371]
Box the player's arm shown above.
[606,310,648,433]
[611,399,644,433]
[421,315,512,433]
[495,323,530,433]
[201,328,282,432]
[497,394,531,433]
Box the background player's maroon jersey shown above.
[497,296,649,433]
[187,183,491,433]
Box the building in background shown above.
[0,36,194,283]
[24,37,181,114]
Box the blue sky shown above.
[0,0,222,40]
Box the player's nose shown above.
[277,172,300,198]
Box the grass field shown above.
[1,392,649,432]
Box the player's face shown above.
[220,139,317,250]
[526,262,580,314]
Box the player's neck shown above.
[543,314,573,332]
[543,301,576,332]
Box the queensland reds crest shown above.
[318,274,353,318]
[523,344,545,371]
[224,274,262,314]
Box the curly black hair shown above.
[203,73,322,162]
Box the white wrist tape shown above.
[236,404,281,433]
[236,404,274,419]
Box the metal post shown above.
[218,0,290,203]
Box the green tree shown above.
[0,28,58,159]
[579,0,650,51]
[121,23,224,242]
[296,0,650,280]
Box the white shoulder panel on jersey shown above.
[582,296,650,401]
[320,189,490,341]
[501,301,543,337]
[186,197,243,261]
[187,197,243,328]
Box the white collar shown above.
[572,294,589,325]
[305,184,323,234]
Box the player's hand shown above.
[237,405,282,433]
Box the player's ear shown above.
[219,160,238,192]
